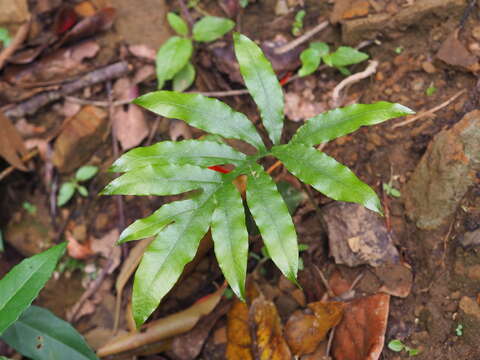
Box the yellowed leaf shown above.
[250,297,292,360]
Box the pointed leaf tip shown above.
[233,33,284,145]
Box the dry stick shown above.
[275,20,329,55]
[331,60,379,107]
[69,259,115,322]
[64,96,131,107]
[391,89,467,129]
[4,61,130,119]
[0,148,38,182]
[0,19,30,70]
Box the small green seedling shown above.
[0,28,11,47]
[156,13,235,91]
[298,42,369,77]
[103,33,413,327]
[395,46,404,54]
[292,10,306,36]
[388,339,420,356]
[426,83,437,96]
[22,201,37,215]
[383,182,401,198]
[57,165,98,207]
[455,324,464,336]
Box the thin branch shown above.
[275,20,329,55]
[0,19,30,70]
[331,60,379,107]
[391,89,466,129]
[0,148,38,182]
[4,61,130,119]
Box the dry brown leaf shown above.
[52,105,108,173]
[375,263,413,298]
[226,300,253,360]
[250,297,292,360]
[90,229,121,273]
[113,105,148,150]
[112,77,148,150]
[97,285,225,357]
[0,111,28,171]
[129,44,156,61]
[332,294,390,360]
[169,119,192,141]
[436,29,479,72]
[323,202,399,267]
[114,238,153,332]
[4,41,100,85]
[66,230,93,259]
[58,7,116,47]
[285,301,344,356]
[171,300,230,360]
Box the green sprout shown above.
[388,339,420,356]
[57,165,98,207]
[292,10,306,36]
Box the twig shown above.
[392,89,467,129]
[107,82,126,232]
[178,0,194,28]
[4,61,130,119]
[441,220,454,268]
[0,148,38,182]
[0,19,30,70]
[325,326,336,359]
[69,258,115,322]
[64,96,131,107]
[331,60,379,107]
[275,20,329,55]
[313,264,335,298]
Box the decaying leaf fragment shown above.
[332,293,390,360]
[226,299,254,360]
[0,111,28,171]
[250,297,292,360]
[285,301,344,356]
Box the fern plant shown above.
[102,33,414,327]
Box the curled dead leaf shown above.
[285,301,344,356]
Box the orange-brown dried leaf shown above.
[285,301,344,356]
[308,301,345,327]
[226,299,253,360]
[0,111,28,171]
[250,297,292,360]
[332,293,390,360]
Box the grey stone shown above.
[404,110,480,229]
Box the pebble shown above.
[472,25,480,41]
[422,61,437,74]
[459,296,480,320]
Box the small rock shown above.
[466,265,480,281]
[411,78,425,92]
[404,110,480,229]
[451,291,462,300]
[459,296,480,320]
[460,228,480,248]
[421,61,437,74]
[53,106,108,174]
